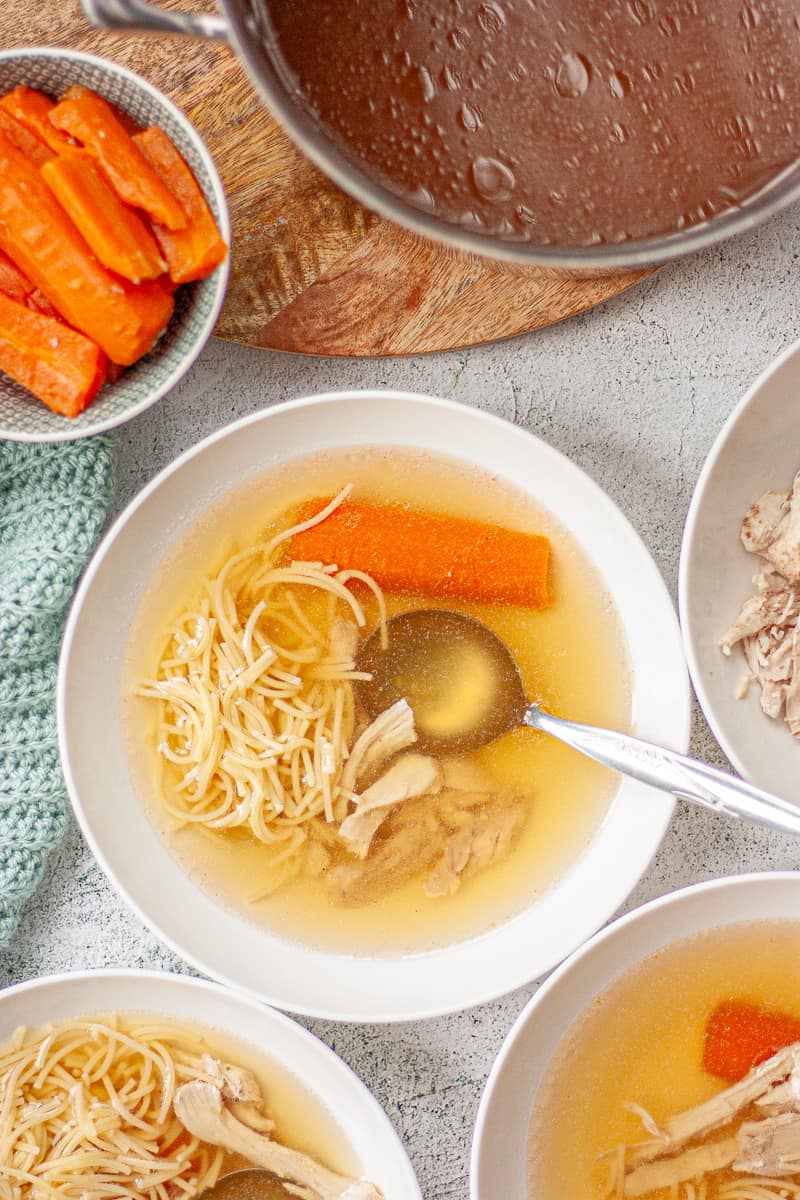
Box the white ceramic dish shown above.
[471,870,800,1200]
[0,969,421,1198]
[0,47,230,442]
[680,338,800,801]
[58,390,690,1022]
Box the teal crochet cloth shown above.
[0,437,115,947]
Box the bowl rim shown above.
[0,46,231,444]
[678,335,800,780]
[470,868,800,1200]
[222,0,800,272]
[0,966,423,1199]
[57,388,690,1021]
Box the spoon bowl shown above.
[357,610,526,755]
[361,608,800,838]
[198,1171,289,1200]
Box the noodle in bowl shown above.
[0,970,420,1199]
[58,391,690,1021]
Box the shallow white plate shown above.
[680,338,800,800]
[0,969,421,1198]
[471,871,800,1200]
[58,391,690,1021]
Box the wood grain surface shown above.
[2,1,653,356]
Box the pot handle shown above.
[80,0,229,40]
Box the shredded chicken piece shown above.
[626,1044,800,1168]
[175,1080,383,1200]
[328,800,445,905]
[609,1041,800,1197]
[423,791,526,897]
[623,1137,739,1197]
[341,699,417,792]
[735,1112,800,1176]
[339,753,442,857]
[721,471,800,737]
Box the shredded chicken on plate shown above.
[720,470,800,736]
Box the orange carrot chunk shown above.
[0,131,174,365]
[42,151,167,283]
[49,91,188,231]
[134,126,228,283]
[289,499,552,607]
[61,84,142,136]
[0,290,106,417]
[0,86,75,155]
[0,107,54,165]
[0,249,35,304]
[703,1000,800,1083]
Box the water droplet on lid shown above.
[460,101,484,132]
[673,69,696,96]
[515,204,537,225]
[549,188,567,206]
[740,3,762,31]
[554,52,591,98]
[659,13,681,36]
[419,66,436,102]
[449,26,468,50]
[610,122,628,144]
[642,60,664,83]
[409,185,435,212]
[441,65,461,90]
[608,70,632,99]
[477,3,506,34]
[471,156,516,200]
[479,51,497,70]
[628,0,654,25]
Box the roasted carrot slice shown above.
[0,132,174,365]
[0,86,75,154]
[290,499,552,607]
[50,91,188,230]
[703,1000,800,1082]
[133,126,227,283]
[0,107,53,165]
[0,290,106,417]
[61,84,143,136]
[42,151,167,283]
[0,249,35,304]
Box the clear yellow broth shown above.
[527,919,800,1200]
[124,445,631,955]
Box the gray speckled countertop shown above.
[4,208,800,1200]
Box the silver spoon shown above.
[357,609,800,837]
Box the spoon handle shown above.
[523,706,800,837]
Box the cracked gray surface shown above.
[4,205,800,1199]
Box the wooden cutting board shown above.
[5,0,654,357]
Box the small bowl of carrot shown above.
[0,47,230,442]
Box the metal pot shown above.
[82,0,800,275]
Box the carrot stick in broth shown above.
[49,91,188,230]
[703,1000,800,1082]
[0,132,173,365]
[289,498,551,607]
